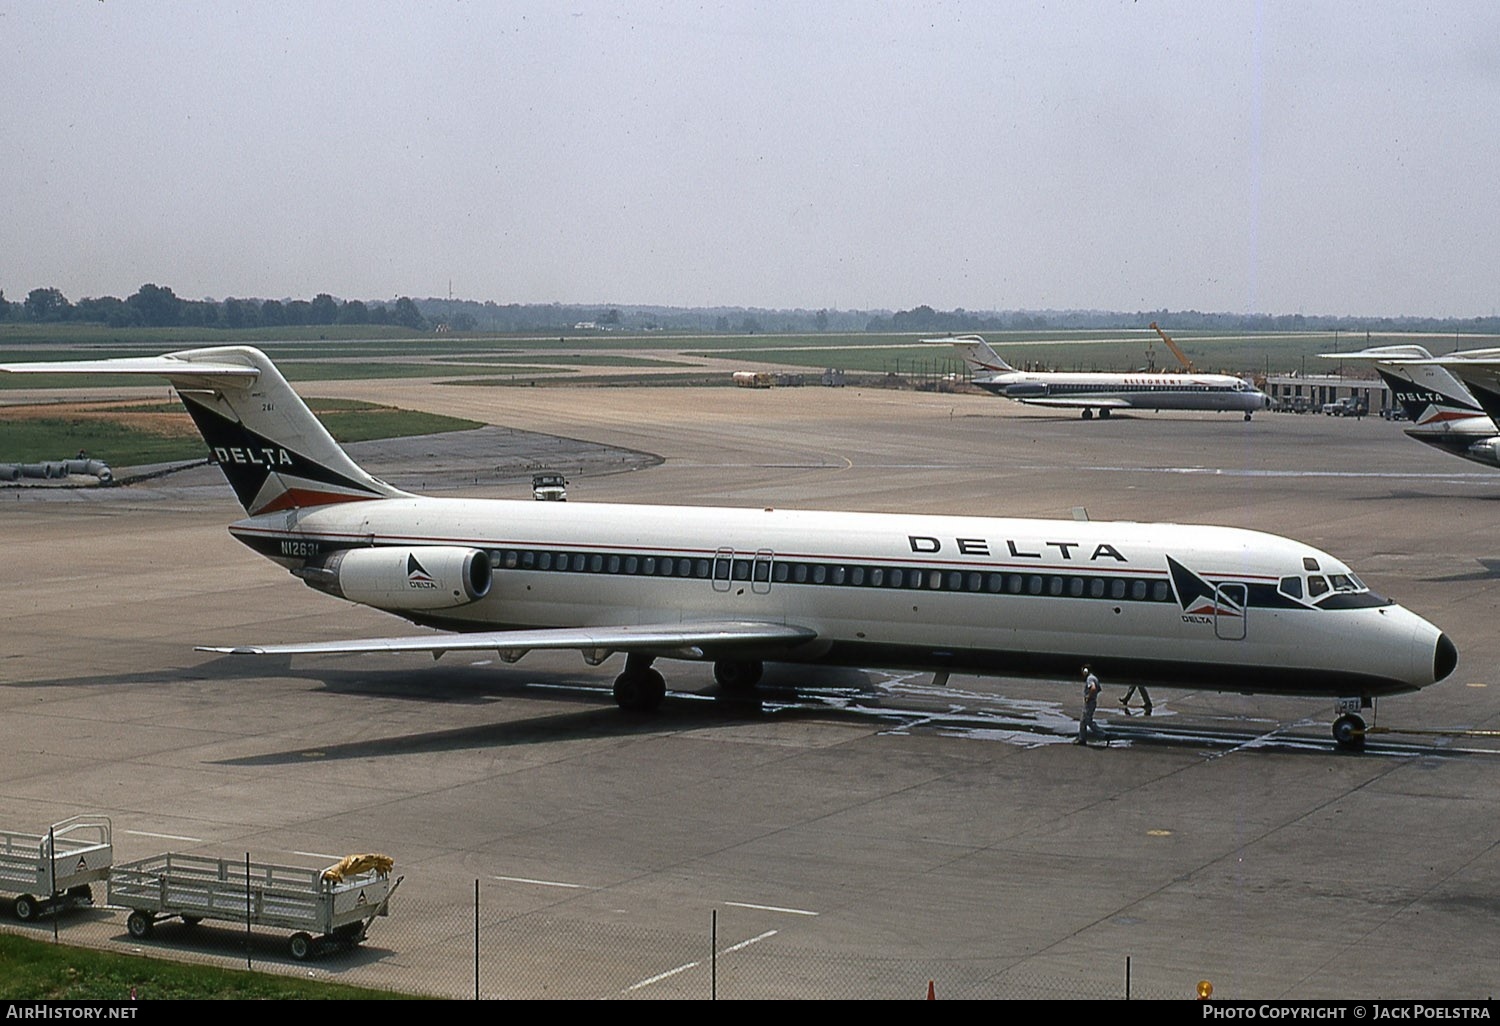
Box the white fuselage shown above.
[974,370,1269,413]
[228,496,1450,699]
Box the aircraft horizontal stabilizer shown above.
[1318,346,1436,362]
[0,353,261,380]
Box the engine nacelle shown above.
[1466,437,1500,467]
[1003,382,1048,398]
[304,546,492,611]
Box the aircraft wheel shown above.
[126,911,154,939]
[1332,713,1366,751]
[289,931,313,961]
[13,895,36,921]
[1081,409,1093,420]
[1099,408,1111,419]
[613,668,666,712]
[714,659,764,692]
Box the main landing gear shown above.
[613,653,666,712]
[610,656,769,711]
[1080,408,1111,420]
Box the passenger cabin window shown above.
[1279,576,1304,600]
[1307,575,1330,598]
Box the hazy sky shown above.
[3,1,1497,317]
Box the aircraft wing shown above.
[1014,396,1133,410]
[198,620,819,662]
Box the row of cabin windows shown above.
[1050,383,1231,394]
[490,549,1175,603]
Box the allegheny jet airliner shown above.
[0,347,1454,749]
[937,336,1269,420]
[1323,346,1500,469]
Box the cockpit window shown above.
[1303,557,1320,572]
[1279,576,1304,600]
[1305,568,1390,608]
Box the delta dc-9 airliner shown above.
[0,347,1453,750]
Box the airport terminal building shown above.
[1263,373,1392,415]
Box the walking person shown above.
[1077,665,1107,745]
[1119,683,1153,715]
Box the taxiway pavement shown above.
[2,383,1498,999]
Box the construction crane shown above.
[1149,322,1196,373]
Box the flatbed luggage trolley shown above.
[109,852,400,960]
[0,815,113,921]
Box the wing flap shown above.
[198,620,819,659]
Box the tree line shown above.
[0,284,427,330]
[4,284,1498,338]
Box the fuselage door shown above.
[1214,582,1248,640]
[712,547,734,593]
[752,549,774,594]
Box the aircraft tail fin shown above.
[1322,346,1486,427]
[1373,365,1485,427]
[930,335,1015,375]
[0,346,409,515]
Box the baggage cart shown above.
[0,815,113,920]
[109,852,399,960]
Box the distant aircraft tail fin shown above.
[1374,365,1486,428]
[1323,345,1486,428]
[0,346,409,515]
[931,335,1015,375]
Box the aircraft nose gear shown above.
[1332,713,1367,751]
[613,653,666,712]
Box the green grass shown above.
[0,932,420,1000]
[7,325,1494,391]
[275,362,532,382]
[456,371,733,388]
[1,419,203,466]
[0,401,483,465]
[430,353,690,367]
[679,328,1500,377]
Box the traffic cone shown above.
[927,980,935,1000]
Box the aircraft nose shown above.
[1434,632,1458,682]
